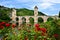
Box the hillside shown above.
[0,6,12,15]
[0,5,46,16]
[0,6,11,22]
[16,8,46,16]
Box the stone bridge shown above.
[10,6,59,26]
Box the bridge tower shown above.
[34,6,38,23]
[11,8,17,24]
[34,6,38,16]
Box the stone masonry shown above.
[10,6,59,26]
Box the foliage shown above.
[47,17,54,22]
[38,17,43,23]
[0,5,60,40]
[29,17,34,24]
[59,11,60,18]
[0,20,60,40]
[0,6,11,22]
[0,13,11,22]
[16,8,46,16]
[0,22,16,40]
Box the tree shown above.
[0,13,11,22]
[47,17,54,22]
[29,17,34,24]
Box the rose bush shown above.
[0,22,16,40]
[0,19,60,40]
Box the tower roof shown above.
[34,6,38,9]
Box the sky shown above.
[0,0,60,16]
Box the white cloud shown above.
[42,0,60,3]
[0,0,60,10]
[0,0,60,9]
[49,0,60,3]
[40,3,54,9]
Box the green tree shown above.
[47,17,54,22]
[29,17,34,24]
[0,13,11,22]
[59,11,60,18]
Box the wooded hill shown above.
[0,6,46,16]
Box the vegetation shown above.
[0,19,60,40]
[16,8,46,16]
[47,17,54,22]
[38,17,43,23]
[0,6,11,22]
[29,17,34,24]
[0,5,60,40]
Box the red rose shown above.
[1,22,6,25]
[36,27,41,31]
[35,24,39,27]
[40,28,47,33]
[5,23,10,27]
[35,24,41,31]
[53,34,59,38]
[12,24,16,28]
[0,26,4,29]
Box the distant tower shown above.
[34,6,38,16]
[11,8,16,23]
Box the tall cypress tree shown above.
[59,11,60,18]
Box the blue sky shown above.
[0,0,60,16]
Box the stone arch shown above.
[47,17,54,21]
[16,17,19,26]
[16,17,19,21]
[29,17,34,24]
[38,17,43,23]
[21,17,26,24]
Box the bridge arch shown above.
[21,17,26,24]
[29,17,34,24]
[16,17,19,21]
[16,17,19,26]
[38,17,43,23]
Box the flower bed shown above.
[0,21,60,40]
